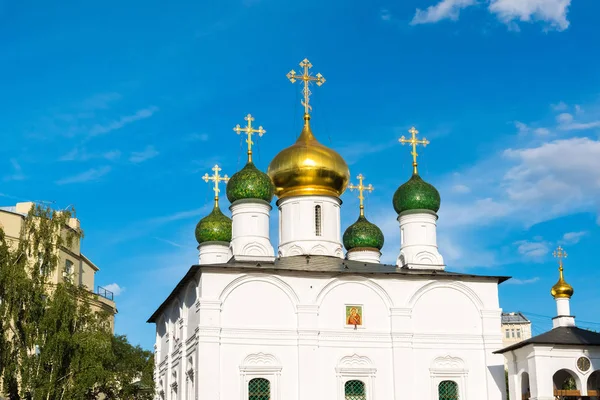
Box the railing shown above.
[97,286,114,301]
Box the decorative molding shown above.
[219,273,300,306]
[314,275,394,308]
[408,281,484,311]
[430,355,467,371]
[310,244,328,255]
[241,352,282,370]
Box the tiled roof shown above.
[494,326,600,354]
[147,255,510,323]
[501,312,530,324]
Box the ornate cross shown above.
[202,164,229,207]
[553,246,568,270]
[399,126,430,175]
[348,174,374,217]
[233,114,266,163]
[286,58,326,115]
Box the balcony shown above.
[97,285,114,301]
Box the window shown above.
[511,328,515,338]
[64,260,74,282]
[315,205,322,236]
[505,329,510,338]
[517,329,521,338]
[248,378,270,400]
[438,380,459,400]
[345,380,366,400]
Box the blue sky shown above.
[2,0,600,348]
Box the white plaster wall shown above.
[153,269,506,400]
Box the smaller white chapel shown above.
[148,59,598,400]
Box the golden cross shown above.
[553,246,568,270]
[202,164,229,207]
[399,126,430,175]
[286,58,326,116]
[348,174,374,217]
[233,114,266,163]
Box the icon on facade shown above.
[345,305,363,328]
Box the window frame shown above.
[315,204,322,237]
[239,353,281,400]
[344,379,367,400]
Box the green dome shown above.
[343,215,385,251]
[195,205,232,244]
[393,173,440,214]
[226,162,274,203]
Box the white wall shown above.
[154,269,506,400]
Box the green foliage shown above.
[0,204,154,399]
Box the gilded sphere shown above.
[226,162,274,203]
[393,173,441,214]
[551,276,574,299]
[194,205,232,244]
[267,117,349,199]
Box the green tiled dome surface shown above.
[393,173,440,214]
[226,162,274,203]
[343,215,385,251]
[195,205,232,244]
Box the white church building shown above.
[147,59,600,400]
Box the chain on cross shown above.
[348,174,374,217]
[399,126,430,175]
[233,114,266,163]
[286,58,326,116]
[202,164,229,207]
[553,246,568,270]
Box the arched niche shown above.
[588,370,600,399]
[553,368,581,396]
[521,371,530,399]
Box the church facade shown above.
[148,59,508,400]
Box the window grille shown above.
[249,378,270,400]
[315,205,322,236]
[438,380,459,400]
[345,380,366,400]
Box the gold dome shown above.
[551,267,574,299]
[268,114,350,199]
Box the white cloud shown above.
[452,184,471,193]
[410,0,571,30]
[56,166,111,185]
[89,106,159,137]
[551,101,568,111]
[560,231,587,245]
[411,0,476,25]
[533,127,550,135]
[186,133,210,142]
[515,121,530,134]
[60,148,121,162]
[556,112,573,124]
[489,0,571,31]
[515,239,550,259]
[4,158,26,182]
[129,146,159,164]
[505,277,540,285]
[380,8,392,21]
[103,283,125,296]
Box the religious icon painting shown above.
[345,305,363,327]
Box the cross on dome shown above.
[399,126,430,175]
[286,58,326,117]
[233,114,266,163]
[348,174,374,217]
[202,164,229,207]
[553,245,567,268]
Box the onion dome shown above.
[268,114,350,199]
[343,215,385,251]
[551,246,574,299]
[195,205,232,244]
[226,162,274,203]
[393,173,441,214]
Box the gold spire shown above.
[233,114,266,163]
[399,126,430,175]
[286,58,326,117]
[348,174,374,217]
[202,164,229,208]
[551,246,574,299]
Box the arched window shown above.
[315,205,322,236]
[438,380,459,400]
[345,380,366,400]
[248,378,270,400]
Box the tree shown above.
[0,204,154,399]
